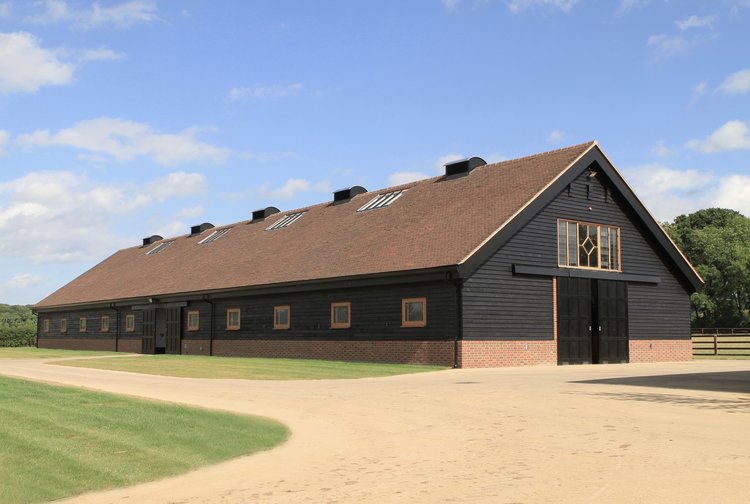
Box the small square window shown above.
[227,308,241,330]
[42,319,50,333]
[60,318,67,333]
[331,302,351,329]
[79,317,87,333]
[187,310,200,331]
[402,298,427,327]
[125,314,135,332]
[274,305,290,330]
[101,315,110,333]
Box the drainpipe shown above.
[113,304,120,353]
[454,278,464,369]
[203,294,214,356]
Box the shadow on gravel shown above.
[565,390,750,412]
[573,371,750,394]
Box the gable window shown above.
[187,310,200,331]
[101,315,110,333]
[60,318,67,333]
[42,319,50,333]
[558,219,620,271]
[227,308,241,330]
[125,314,135,332]
[79,317,87,333]
[402,298,427,327]
[331,302,351,329]
[274,305,290,330]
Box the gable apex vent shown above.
[333,186,367,204]
[190,222,214,237]
[444,157,487,178]
[142,235,163,247]
[251,207,280,222]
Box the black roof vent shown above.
[141,235,163,247]
[251,207,280,222]
[444,157,487,179]
[190,222,214,237]
[333,186,367,204]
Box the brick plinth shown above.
[458,340,556,368]
[117,338,142,353]
[211,339,455,366]
[629,339,693,363]
[182,339,211,355]
[38,337,116,352]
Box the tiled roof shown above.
[36,141,596,308]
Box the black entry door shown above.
[142,308,156,354]
[557,277,628,365]
[165,307,181,355]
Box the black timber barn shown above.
[35,142,703,367]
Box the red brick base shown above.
[38,337,116,352]
[457,340,557,368]
[117,339,142,353]
[211,339,455,366]
[182,339,211,355]
[629,339,693,363]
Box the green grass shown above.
[0,375,288,504]
[0,347,123,359]
[55,354,447,380]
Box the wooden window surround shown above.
[60,318,67,333]
[101,315,110,333]
[125,314,135,332]
[557,219,621,272]
[42,319,50,333]
[402,297,427,327]
[79,317,87,333]
[274,305,290,330]
[187,310,200,332]
[330,302,351,329]
[227,308,241,330]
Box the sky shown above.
[0,0,749,305]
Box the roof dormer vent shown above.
[142,235,163,247]
[444,157,486,179]
[251,207,280,222]
[333,186,367,204]
[190,222,214,237]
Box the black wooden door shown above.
[596,280,629,363]
[142,308,156,354]
[557,277,593,365]
[165,307,181,355]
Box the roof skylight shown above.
[357,190,405,212]
[145,240,175,256]
[266,212,305,231]
[198,228,231,244]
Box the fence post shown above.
[714,330,718,356]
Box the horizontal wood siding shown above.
[463,169,690,341]
[37,308,142,342]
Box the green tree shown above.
[0,304,37,347]
[664,208,750,327]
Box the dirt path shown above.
[1,358,749,503]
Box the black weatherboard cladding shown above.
[462,168,691,341]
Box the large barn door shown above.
[165,307,181,355]
[596,280,629,363]
[557,277,593,365]
[142,308,156,354]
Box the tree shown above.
[0,304,37,347]
[664,208,750,327]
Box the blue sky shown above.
[1,0,749,305]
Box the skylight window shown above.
[145,240,174,256]
[357,190,405,212]
[266,212,305,231]
[198,227,231,244]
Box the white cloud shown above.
[2,274,43,290]
[441,0,461,10]
[714,175,750,217]
[676,14,717,31]
[718,69,750,95]
[144,172,206,201]
[0,32,74,94]
[0,129,8,155]
[77,47,124,62]
[650,139,675,158]
[254,178,331,201]
[547,129,565,143]
[28,0,158,29]
[17,117,230,165]
[435,153,464,173]
[647,34,690,60]
[174,205,204,219]
[690,81,707,104]
[0,2,10,18]
[685,120,750,153]
[228,83,304,102]
[508,0,578,13]
[388,171,430,186]
[625,164,713,220]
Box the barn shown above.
[34,141,703,367]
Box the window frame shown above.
[42,319,50,333]
[125,314,135,333]
[401,297,427,328]
[226,308,241,331]
[79,317,87,333]
[273,305,291,330]
[557,219,622,272]
[60,318,67,334]
[330,302,351,329]
[187,310,200,332]
[101,315,110,333]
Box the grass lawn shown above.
[0,375,288,504]
[0,347,123,359]
[55,354,447,380]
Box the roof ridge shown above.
[483,140,597,169]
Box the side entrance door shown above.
[142,308,156,354]
[557,277,628,365]
[165,307,181,354]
